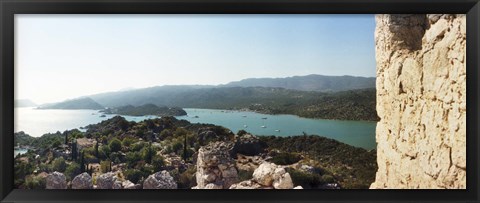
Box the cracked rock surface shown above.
[371,14,466,189]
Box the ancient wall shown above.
[371,14,466,189]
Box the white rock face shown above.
[143,170,177,189]
[46,171,67,189]
[96,172,117,189]
[71,172,93,189]
[231,162,295,189]
[371,14,466,189]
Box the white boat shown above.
[261,125,266,128]
[275,129,280,132]
[244,125,248,128]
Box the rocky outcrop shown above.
[72,172,93,189]
[372,14,466,189]
[230,162,295,189]
[143,171,177,189]
[96,172,117,189]
[193,141,239,189]
[46,171,67,189]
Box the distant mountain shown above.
[15,99,37,107]
[90,85,214,108]
[222,74,376,92]
[39,97,104,110]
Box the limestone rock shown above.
[143,170,177,189]
[252,162,276,186]
[372,14,466,189]
[71,172,93,189]
[96,172,117,189]
[194,141,238,189]
[46,171,67,189]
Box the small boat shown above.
[100,115,106,117]
[275,129,280,132]
[243,125,248,128]
[261,125,266,128]
[261,117,268,119]
[242,115,247,117]
[193,115,199,118]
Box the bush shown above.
[65,162,81,181]
[51,157,67,172]
[25,175,46,189]
[270,152,302,165]
[159,129,172,140]
[177,167,196,189]
[122,137,136,147]
[109,138,122,152]
[286,168,324,189]
[237,130,248,136]
[98,145,111,160]
[124,169,143,184]
[100,160,111,173]
[151,155,165,172]
[237,169,254,182]
[126,151,142,168]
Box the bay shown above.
[14,107,377,150]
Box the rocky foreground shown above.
[14,116,376,189]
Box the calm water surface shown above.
[15,107,377,150]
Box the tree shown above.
[109,138,122,152]
[65,162,81,181]
[71,140,78,161]
[95,139,99,158]
[80,151,85,172]
[65,132,69,145]
[183,134,188,161]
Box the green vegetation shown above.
[14,115,376,189]
[260,135,377,189]
[101,104,187,117]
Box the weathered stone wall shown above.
[371,14,466,189]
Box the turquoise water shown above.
[15,107,377,150]
[179,108,377,150]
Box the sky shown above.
[15,14,376,104]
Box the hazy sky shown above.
[15,14,376,104]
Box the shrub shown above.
[25,175,46,189]
[237,130,248,136]
[286,168,324,189]
[237,169,254,182]
[51,157,67,172]
[109,138,122,152]
[151,155,165,172]
[100,160,111,173]
[122,137,136,147]
[65,162,81,181]
[270,152,301,165]
[177,167,196,189]
[98,145,111,160]
[125,151,142,168]
[124,169,143,184]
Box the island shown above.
[100,104,187,117]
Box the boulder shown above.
[71,172,93,189]
[113,181,123,189]
[252,162,276,186]
[143,170,177,189]
[96,172,117,189]
[229,180,273,189]
[46,171,67,189]
[252,162,294,189]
